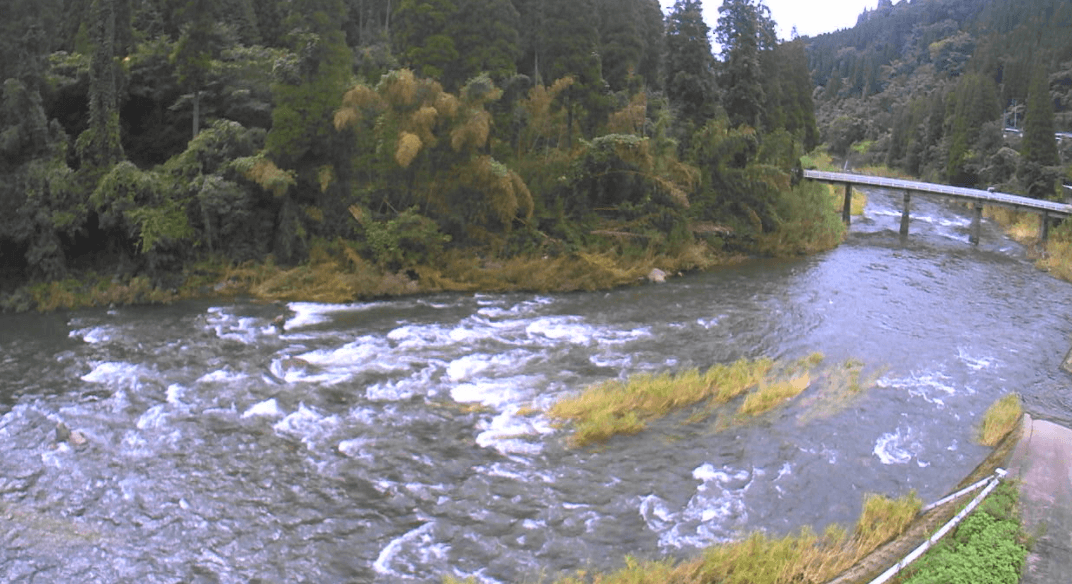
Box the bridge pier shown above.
[970,204,983,245]
[842,184,852,225]
[900,191,911,236]
[1040,212,1050,242]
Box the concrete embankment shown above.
[1006,414,1072,584]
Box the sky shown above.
[659,0,881,43]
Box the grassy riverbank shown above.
[1,174,849,313]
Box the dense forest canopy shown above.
[807,0,1072,197]
[0,0,832,305]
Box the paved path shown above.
[1006,414,1072,584]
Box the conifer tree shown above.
[265,0,352,168]
[393,0,459,82]
[597,0,645,91]
[1022,67,1058,168]
[665,0,718,129]
[171,0,218,141]
[715,0,776,129]
[448,0,520,89]
[76,0,128,170]
[1020,66,1059,198]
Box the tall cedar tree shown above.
[171,0,218,141]
[448,0,520,89]
[1022,67,1058,168]
[597,0,646,91]
[665,0,718,129]
[265,0,352,169]
[393,0,459,83]
[76,0,130,170]
[945,73,999,185]
[715,0,776,130]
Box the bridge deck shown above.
[803,170,1072,217]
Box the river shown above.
[2,186,1071,582]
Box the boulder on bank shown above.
[647,268,667,284]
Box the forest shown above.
[0,0,830,310]
[808,0,1072,198]
[4,0,1070,311]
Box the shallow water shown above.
[2,187,1071,582]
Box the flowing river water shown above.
[3,186,1072,583]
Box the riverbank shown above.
[0,241,743,313]
[0,174,855,313]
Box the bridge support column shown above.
[1040,212,1050,242]
[969,204,983,245]
[842,184,852,225]
[900,191,911,236]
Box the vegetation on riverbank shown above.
[979,393,1022,446]
[443,491,921,584]
[896,480,1027,584]
[2,0,835,314]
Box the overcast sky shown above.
[660,0,881,43]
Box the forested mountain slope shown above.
[807,0,1072,198]
[0,0,834,309]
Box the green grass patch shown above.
[800,147,838,172]
[899,480,1027,584]
[978,393,1022,447]
[851,140,875,155]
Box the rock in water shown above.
[647,268,667,284]
[55,422,71,443]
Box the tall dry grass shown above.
[979,393,1022,446]
[544,491,921,584]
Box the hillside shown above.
[806,0,1072,198]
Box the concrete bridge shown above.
[803,170,1072,244]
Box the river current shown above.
[2,187,1071,582]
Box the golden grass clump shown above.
[979,393,1022,446]
[548,491,921,584]
[738,374,811,416]
[985,205,1038,244]
[548,358,779,447]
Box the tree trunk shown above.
[192,89,200,139]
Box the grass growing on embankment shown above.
[443,492,922,584]
[895,480,1027,584]
[979,393,1022,447]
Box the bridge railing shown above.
[802,169,1071,243]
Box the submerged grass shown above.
[550,353,839,447]
[548,358,775,447]
[546,491,921,584]
[979,393,1022,447]
[737,374,811,416]
[797,358,885,425]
